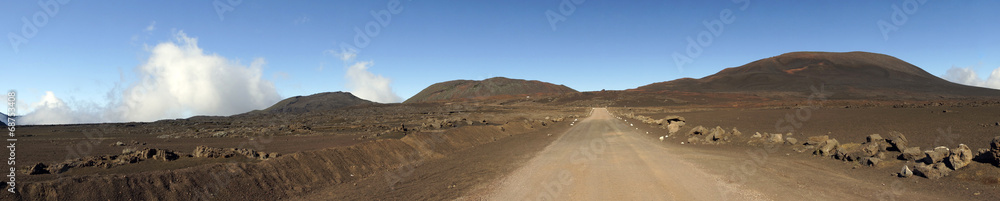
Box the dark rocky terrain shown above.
[404,77,577,103]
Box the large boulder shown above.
[923,146,950,164]
[866,134,884,143]
[688,126,707,136]
[859,142,881,158]
[768,133,784,144]
[946,144,973,170]
[900,147,923,161]
[785,137,799,145]
[835,143,861,161]
[815,139,839,157]
[992,136,1000,167]
[704,126,728,143]
[806,135,830,146]
[666,123,682,134]
[886,131,909,151]
[914,162,952,179]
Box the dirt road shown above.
[478,108,943,201]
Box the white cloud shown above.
[943,66,1000,89]
[345,61,401,103]
[117,31,282,122]
[145,21,156,32]
[21,31,282,124]
[20,91,99,125]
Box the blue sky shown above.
[2,0,999,124]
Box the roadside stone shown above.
[751,132,762,138]
[923,146,950,164]
[688,126,707,136]
[886,131,909,151]
[768,133,784,144]
[864,157,881,166]
[687,136,700,144]
[815,139,839,157]
[992,136,1000,167]
[898,165,913,178]
[859,142,880,157]
[806,135,829,146]
[731,127,742,136]
[706,126,725,142]
[667,123,681,134]
[27,163,49,175]
[900,147,923,161]
[946,144,973,170]
[785,137,798,145]
[866,134,884,143]
[914,162,952,179]
[836,143,862,161]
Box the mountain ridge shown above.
[404,77,578,103]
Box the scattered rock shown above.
[866,134,884,143]
[806,135,830,146]
[946,144,973,170]
[687,136,700,144]
[705,126,726,142]
[886,131,909,151]
[815,139,839,157]
[768,133,784,144]
[27,163,49,175]
[688,126,707,136]
[923,146,949,164]
[864,157,881,166]
[900,147,923,161]
[751,132,762,138]
[113,141,126,146]
[898,165,913,178]
[666,123,682,134]
[992,136,1000,167]
[731,128,742,136]
[914,162,952,179]
[785,137,799,145]
[836,143,861,161]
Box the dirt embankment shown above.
[1,119,562,200]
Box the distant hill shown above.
[636,51,1000,99]
[404,77,578,103]
[1,112,6,126]
[262,92,376,114]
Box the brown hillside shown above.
[636,51,1000,99]
[404,77,578,103]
